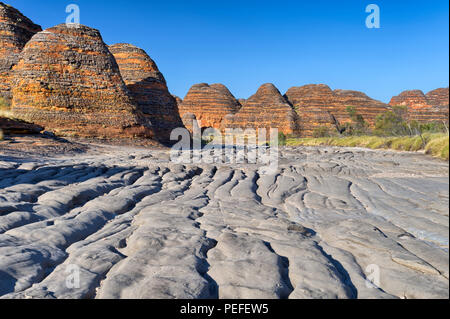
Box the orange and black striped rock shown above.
[179,83,241,130]
[223,83,299,135]
[390,88,449,123]
[285,84,388,137]
[173,95,183,107]
[11,24,153,139]
[237,99,246,108]
[0,2,41,100]
[181,112,197,135]
[109,43,184,142]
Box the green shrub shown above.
[374,105,409,136]
[340,106,371,136]
[278,132,287,146]
[409,120,449,135]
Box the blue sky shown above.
[9,0,450,102]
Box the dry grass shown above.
[0,97,10,110]
[286,133,449,160]
[0,97,14,120]
[0,129,3,141]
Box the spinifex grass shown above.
[286,133,449,160]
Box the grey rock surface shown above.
[0,145,448,299]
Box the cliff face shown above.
[223,83,299,135]
[179,83,241,130]
[389,88,449,123]
[0,2,41,100]
[11,24,153,139]
[109,43,183,142]
[285,84,388,136]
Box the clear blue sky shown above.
[10,0,450,102]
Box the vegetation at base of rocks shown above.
[0,97,14,119]
[278,132,287,146]
[313,126,332,138]
[333,105,449,137]
[286,133,449,160]
[424,135,449,160]
[341,105,371,136]
[285,105,449,160]
[0,129,3,141]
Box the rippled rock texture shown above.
[285,84,388,137]
[390,88,449,123]
[179,83,241,131]
[0,2,41,100]
[223,83,299,135]
[109,43,183,142]
[10,24,153,139]
[0,145,447,299]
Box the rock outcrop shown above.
[181,112,197,135]
[0,2,41,100]
[173,95,183,107]
[223,83,298,135]
[109,43,183,142]
[10,24,153,139]
[389,88,449,123]
[0,116,43,135]
[238,98,246,106]
[285,84,388,136]
[179,83,241,130]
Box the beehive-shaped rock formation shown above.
[223,83,298,135]
[0,2,41,100]
[389,88,449,123]
[11,24,153,139]
[179,83,241,129]
[109,43,183,141]
[285,84,388,136]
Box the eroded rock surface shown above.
[10,24,153,139]
[0,145,448,299]
[0,2,41,100]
